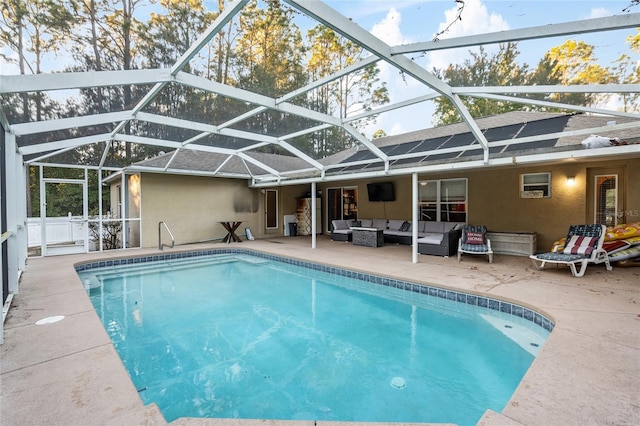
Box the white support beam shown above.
[280,123,334,141]
[345,92,441,123]
[412,173,419,264]
[341,123,388,163]
[19,134,110,156]
[217,107,269,130]
[0,69,171,94]
[12,111,133,136]
[169,0,249,76]
[176,72,277,109]
[135,112,220,134]
[393,13,640,55]
[236,152,282,177]
[213,155,235,175]
[276,140,324,171]
[278,55,380,103]
[455,84,640,95]
[463,93,640,120]
[113,134,204,152]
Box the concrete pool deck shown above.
[1,235,639,426]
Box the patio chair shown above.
[530,224,612,278]
[458,225,493,263]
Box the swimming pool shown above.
[76,249,552,425]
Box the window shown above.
[418,178,467,222]
[521,172,551,198]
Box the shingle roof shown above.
[130,111,639,180]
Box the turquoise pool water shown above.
[77,250,551,425]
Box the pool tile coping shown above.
[75,248,554,332]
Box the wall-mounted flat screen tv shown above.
[367,182,395,202]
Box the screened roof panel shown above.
[227,111,325,139]
[185,133,259,150]
[0,2,637,184]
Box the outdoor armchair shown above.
[458,225,493,263]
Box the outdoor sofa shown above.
[331,218,464,256]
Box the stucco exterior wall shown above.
[139,174,263,248]
[317,158,639,252]
[133,158,638,252]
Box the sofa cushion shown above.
[388,219,405,231]
[359,219,373,228]
[332,229,352,235]
[400,221,411,232]
[443,222,462,232]
[372,219,387,229]
[423,221,445,233]
[331,220,349,230]
[417,233,444,245]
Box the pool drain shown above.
[390,376,406,389]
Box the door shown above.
[265,189,278,230]
[587,167,626,226]
[41,178,88,256]
[327,187,358,231]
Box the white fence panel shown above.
[27,216,85,247]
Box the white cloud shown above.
[425,0,510,71]
[362,8,420,136]
[363,0,512,137]
[589,7,613,19]
[371,7,406,46]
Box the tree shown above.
[432,43,529,126]
[306,25,389,157]
[233,0,308,154]
[535,39,612,108]
[611,29,640,112]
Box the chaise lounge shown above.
[530,224,612,277]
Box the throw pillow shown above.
[465,231,484,244]
[400,221,410,232]
[563,235,596,255]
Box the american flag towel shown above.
[563,235,596,255]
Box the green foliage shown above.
[432,36,633,125]
[433,43,530,125]
[611,29,640,113]
[306,24,388,156]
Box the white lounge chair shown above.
[530,224,612,278]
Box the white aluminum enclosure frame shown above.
[0,3,636,184]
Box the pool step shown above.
[86,253,265,281]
